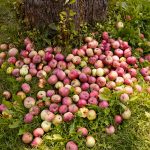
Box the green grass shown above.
[0,0,150,150]
[0,0,21,45]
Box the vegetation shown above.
[0,0,150,150]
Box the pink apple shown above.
[90,83,100,91]
[108,71,118,81]
[68,69,79,80]
[105,125,115,134]
[96,77,106,87]
[59,105,68,114]
[33,128,44,137]
[24,113,33,123]
[112,41,120,49]
[62,97,72,106]
[68,104,79,114]
[126,56,137,65]
[48,59,57,69]
[63,112,74,122]
[31,137,42,147]
[51,94,61,103]
[77,127,88,137]
[115,115,123,124]
[48,75,58,85]
[72,56,81,65]
[40,109,55,121]
[55,53,65,61]
[29,106,40,116]
[99,101,109,108]
[49,103,59,113]
[79,91,89,100]
[77,99,87,108]
[22,132,33,144]
[37,91,46,99]
[66,141,78,150]
[82,67,91,75]
[24,97,35,108]
[81,83,90,91]
[57,61,67,70]
[88,97,98,105]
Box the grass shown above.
[0,0,150,150]
[0,0,21,44]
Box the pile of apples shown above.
[0,31,150,149]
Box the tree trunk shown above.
[23,0,108,28]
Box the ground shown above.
[0,0,150,150]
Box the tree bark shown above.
[23,0,108,27]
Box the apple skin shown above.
[22,132,33,144]
[29,106,40,116]
[59,105,68,114]
[24,97,35,109]
[105,125,115,134]
[86,48,94,57]
[49,103,59,113]
[77,99,87,108]
[87,110,96,120]
[51,94,62,103]
[78,107,89,118]
[61,96,72,106]
[59,87,70,97]
[68,104,79,114]
[21,83,31,94]
[33,128,44,137]
[72,56,81,65]
[40,109,55,121]
[122,109,131,119]
[31,137,43,147]
[114,115,123,124]
[37,91,46,99]
[0,104,7,112]
[77,127,88,137]
[120,93,129,103]
[47,90,55,97]
[86,136,96,148]
[66,141,78,150]
[24,113,33,124]
[72,95,79,103]
[88,97,98,105]
[116,22,124,29]
[79,73,88,82]
[99,101,109,108]
[52,114,63,126]
[47,75,58,85]
[79,91,90,100]
[3,90,11,100]
[63,112,74,122]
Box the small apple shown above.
[41,121,51,132]
[87,110,96,120]
[86,136,96,148]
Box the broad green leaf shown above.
[2,99,13,109]
[18,128,26,135]
[48,23,57,31]
[99,87,111,101]
[44,134,63,140]
[69,0,76,4]
[69,120,76,134]
[69,10,76,17]
[65,0,69,4]
[60,11,67,16]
